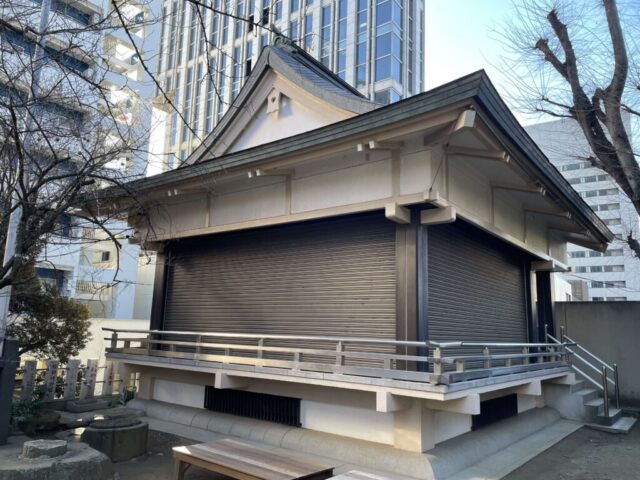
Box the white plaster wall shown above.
[493,190,525,241]
[152,195,206,234]
[448,160,491,222]
[76,318,149,364]
[210,181,287,226]
[517,394,540,413]
[292,159,393,213]
[229,95,341,153]
[433,410,472,444]
[153,379,206,409]
[300,400,394,445]
[400,151,431,195]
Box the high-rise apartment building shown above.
[527,117,640,301]
[155,0,425,168]
[0,0,159,318]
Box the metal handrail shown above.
[563,334,614,371]
[103,328,565,350]
[546,325,620,414]
[103,327,574,386]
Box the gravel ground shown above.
[503,423,640,480]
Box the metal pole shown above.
[544,324,549,343]
[602,366,609,418]
[613,363,620,410]
[0,0,53,354]
[560,325,566,342]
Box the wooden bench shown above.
[172,438,335,480]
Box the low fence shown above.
[555,301,640,407]
[13,358,136,404]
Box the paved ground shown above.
[503,423,640,480]
[112,424,640,480]
[114,429,217,480]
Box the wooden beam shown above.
[385,203,411,224]
[376,392,411,412]
[492,183,546,195]
[369,140,404,151]
[531,260,569,273]
[525,208,571,219]
[420,206,456,225]
[453,109,477,132]
[423,394,480,415]
[445,145,510,163]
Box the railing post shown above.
[43,359,59,401]
[483,347,491,369]
[544,324,549,342]
[602,366,610,418]
[335,341,344,372]
[63,359,80,400]
[195,335,202,359]
[560,326,566,343]
[613,363,620,410]
[110,331,118,351]
[20,360,37,402]
[522,346,529,365]
[432,347,442,375]
[257,338,264,367]
[146,333,152,355]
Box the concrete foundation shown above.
[22,440,67,459]
[128,399,572,479]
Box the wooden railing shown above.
[104,329,574,386]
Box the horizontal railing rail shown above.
[546,325,619,416]
[104,328,574,386]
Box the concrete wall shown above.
[77,318,149,364]
[555,301,640,406]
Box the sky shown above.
[423,0,531,122]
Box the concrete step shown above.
[575,388,598,403]
[596,407,622,426]
[570,379,586,394]
[584,398,604,411]
[587,415,637,434]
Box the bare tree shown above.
[498,0,640,254]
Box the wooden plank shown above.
[173,439,334,480]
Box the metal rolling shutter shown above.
[426,221,528,345]
[162,213,397,347]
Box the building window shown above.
[182,67,194,143]
[591,297,604,301]
[575,266,587,273]
[375,0,402,83]
[603,218,621,226]
[604,265,625,272]
[589,266,603,273]
[217,55,228,120]
[170,72,182,146]
[303,13,313,52]
[604,248,623,257]
[336,0,347,79]
[320,6,332,67]
[275,0,282,20]
[290,0,299,12]
[188,6,198,60]
[193,62,204,135]
[290,19,299,42]
[205,58,217,133]
[355,0,368,88]
[374,88,400,105]
[607,297,627,301]
[232,47,242,100]
[570,251,586,258]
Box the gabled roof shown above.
[187,37,378,165]
[94,70,614,245]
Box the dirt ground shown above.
[114,424,640,480]
[503,423,640,480]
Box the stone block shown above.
[81,418,148,462]
[22,439,68,458]
[66,399,109,413]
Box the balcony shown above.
[104,329,574,401]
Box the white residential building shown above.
[526,117,640,301]
[0,0,160,318]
